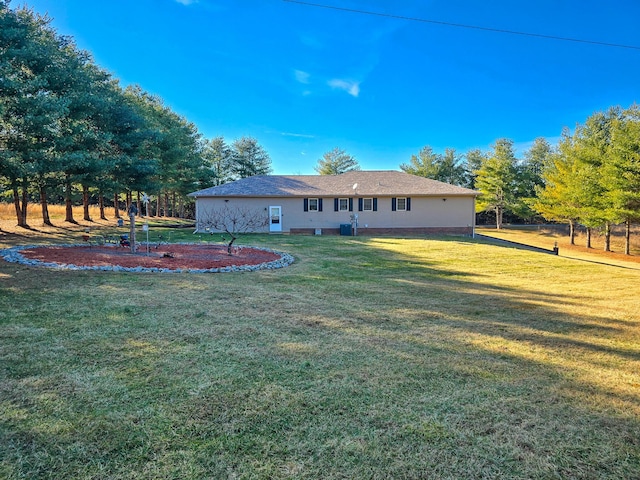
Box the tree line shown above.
[317,111,640,256]
[397,106,640,254]
[4,3,639,253]
[535,106,640,254]
[0,2,271,227]
[315,140,552,228]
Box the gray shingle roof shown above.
[189,170,478,198]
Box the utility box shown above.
[340,224,352,236]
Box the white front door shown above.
[269,206,282,232]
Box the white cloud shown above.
[294,70,311,84]
[281,132,315,139]
[328,79,360,97]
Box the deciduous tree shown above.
[197,205,268,254]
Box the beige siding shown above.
[195,195,475,233]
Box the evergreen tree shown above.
[401,146,467,185]
[604,105,640,254]
[464,148,487,189]
[202,137,233,186]
[534,130,583,244]
[400,146,440,178]
[231,136,272,179]
[315,147,360,175]
[517,137,553,221]
[474,138,519,229]
[0,3,69,226]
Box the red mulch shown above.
[19,244,280,270]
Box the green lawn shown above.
[1,229,639,479]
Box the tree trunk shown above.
[99,192,106,220]
[137,191,142,217]
[625,219,631,255]
[39,185,52,226]
[157,194,164,218]
[586,227,592,248]
[82,184,91,221]
[12,183,27,228]
[569,220,575,245]
[21,179,28,226]
[603,222,611,252]
[165,192,171,217]
[179,196,185,218]
[129,212,136,254]
[114,192,121,219]
[227,233,237,255]
[495,206,503,230]
[171,191,177,218]
[65,175,76,223]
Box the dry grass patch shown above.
[477,224,640,264]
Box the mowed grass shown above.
[1,214,639,478]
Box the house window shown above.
[308,198,319,211]
[339,198,349,211]
[358,198,377,212]
[392,197,411,211]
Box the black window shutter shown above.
[373,198,378,212]
[334,198,339,211]
[319,198,323,212]
[303,198,308,212]
[392,198,397,211]
[406,197,411,211]
[349,198,353,211]
[358,198,363,211]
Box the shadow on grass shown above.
[1,233,639,478]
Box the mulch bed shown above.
[18,244,281,270]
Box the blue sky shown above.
[21,0,640,174]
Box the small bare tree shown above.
[198,205,269,255]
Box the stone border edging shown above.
[0,243,294,274]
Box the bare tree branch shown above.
[198,205,268,254]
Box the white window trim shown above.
[363,198,373,211]
[396,197,407,211]
[308,198,319,212]
[339,198,349,211]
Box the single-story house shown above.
[188,170,478,235]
